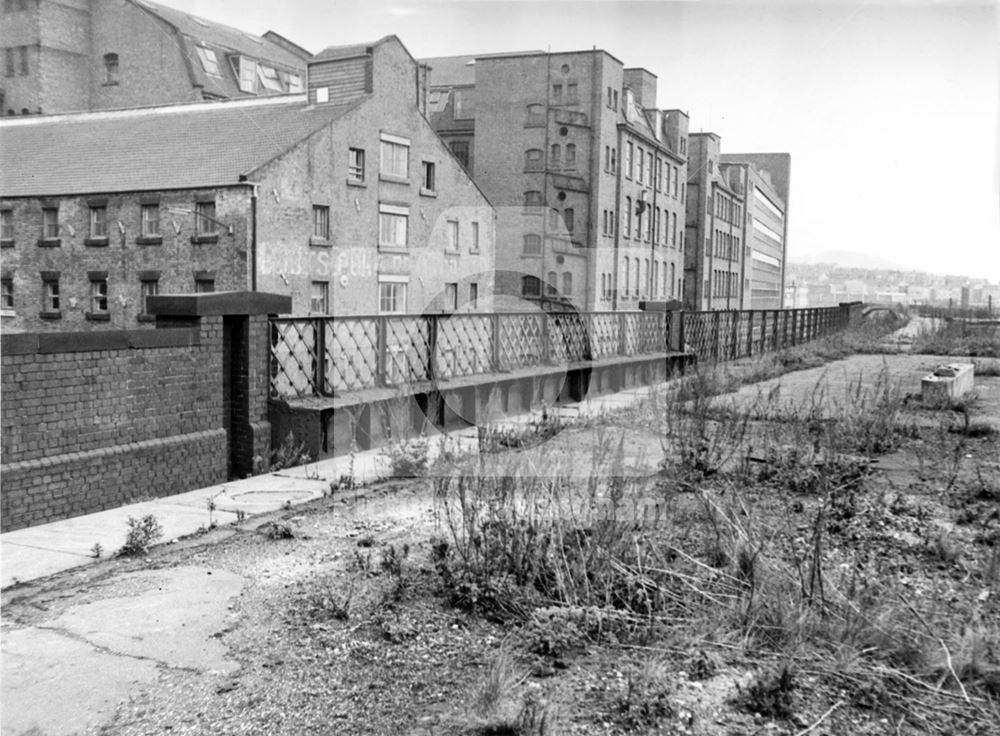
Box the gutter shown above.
[238,176,261,291]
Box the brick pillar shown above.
[148,291,291,480]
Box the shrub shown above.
[615,659,677,730]
[270,430,311,472]
[736,664,797,720]
[118,514,163,556]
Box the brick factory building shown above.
[0,35,495,332]
[423,49,689,313]
[1,0,309,116]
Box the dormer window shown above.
[257,64,282,92]
[285,72,303,93]
[103,53,119,85]
[195,46,221,77]
[237,56,257,93]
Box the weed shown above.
[379,543,410,577]
[974,358,1000,377]
[468,653,557,736]
[270,431,311,471]
[615,658,677,730]
[235,509,247,524]
[737,664,797,720]
[118,514,163,556]
[384,435,429,477]
[90,542,103,559]
[258,521,295,540]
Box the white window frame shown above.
[379,132,410,178]
[310,280,329,314]
[378,204,408,248]
[446,219,459,252]
[257,64,283,92]
[378,275,408,314]
[195,46,221,76]
[237,56,257,93]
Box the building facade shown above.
[424,49,689,313]
[0,0,308,116]
[0,36,495,332]
[721,153,790,310]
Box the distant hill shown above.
[791,250,915,272]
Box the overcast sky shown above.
[163,0,1000,282]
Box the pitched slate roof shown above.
[422,55,478,87]
[131,0,306,100]
[0,97,359,197]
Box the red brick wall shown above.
[0,316,228,531]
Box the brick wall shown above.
[0,316,228,531]
[0,187,252,332]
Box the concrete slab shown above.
[921,362,975,403]
[1,566,243,736]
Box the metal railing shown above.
[270,305,853,399]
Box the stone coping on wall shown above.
[275,350,695,411]
[147,291,292,317]
[1,327,201,355]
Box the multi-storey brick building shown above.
[684,132,746,311]
[423,49,689,312]
[720,153,790,309]
[0,0,309,116]
[0,35,495,332]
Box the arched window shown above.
[550,144,561,167]
[523,234,541,254]
[563,207,574,233]
[525,104,545,126]
[548,208,561,231]
[103,53,119,84]
[562,272,572,296]
[546,271,558,296]
[523,190,543,209]
[565,143,576,167]
[623,259,630,296]
[522,275,541,297]
[525,148,543,171]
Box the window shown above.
[613,90,618,109]
[195,201,216,236]
[257,65,283,92]
[422,161,436,192]
[550,144,561,167]
[562,272,572,296]
[566,83,578,103]
[41,274,60,314]
[522,276,541,298]
[310,281,329,314]
[607,86,614,108]
[624,197,631,239]
[444,282,458,311]
[610,148,616,173]
[564,207,574,233]
[378,204,408,248]
[195,46,221,76]
[237,56,257,93]
[625,142,634,179]
[525,104,545,127]
[680,137,687,156]
[312,205,330,240]
[446,220,459,252]
[471,222,480,252]
[637,147,644,182]
[546,271,557,296]
[41,207,59,240]
[348,148,365,183]
[0,209,12,242]
[1,277,13,310]
[525,148,544,171]
[88,205,107,241]
[378,279,407,314]
[140,278,158,316]
[88,274,109,318]
[551,84,562,103]
[449,140,470,169]
[657,159,664,192]
[623,259,630,297]
[380,133,409,178]
[604,145,611,172]
[315,87,329,103]
[18,46,27,75]
[141,204,160,238]
[469,283,478,309]
[673,168,678,197]
[103,53,119,84]
[565,143,576,167]
[671,212,677,245]
[285,72,303,93]
[195,276,215,293]
[647,152,654,186]
[523,190,543,209]
[523,234,541,255]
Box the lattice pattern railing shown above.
[270,304,852,399]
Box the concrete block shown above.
[922,363,974,403]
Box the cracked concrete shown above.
[1,565,243,736]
